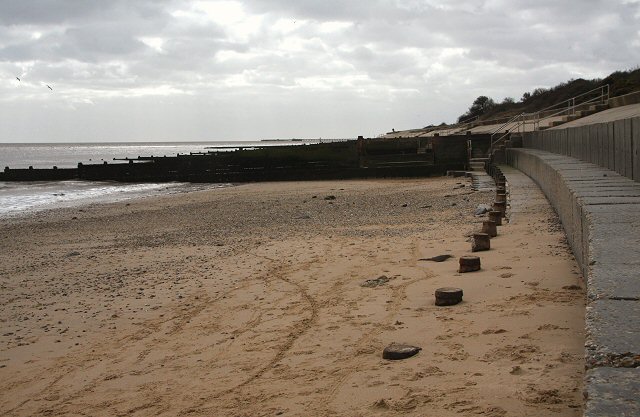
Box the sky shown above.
[1,0,639,142]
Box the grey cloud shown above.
[0,0,174,25]
[1,0,639,142]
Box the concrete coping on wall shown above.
[504,148,640,417]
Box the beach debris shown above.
[482,328,507,334]
[324,195,336,200]
[372,399,391,409]
[459,255,481,272]
[488,210,503,226]
[472,233,491,252]
[64,251,80,258]
[419,254,453,262]
[510,365,524,375]
[562,285,582,291]
[382,343,422,360]
[453,184,465,189]
[474,204,492,215]
[481,220,497,237]
[435,287,463,306]
[361,275,390,288]
[420,204,432,209]
[401,203,408,207]
[295,214,311,220]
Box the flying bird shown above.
[47,85,53,90]
[16,77,20,82]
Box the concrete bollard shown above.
[472,233,491,252]
[488,210,502,226]
[482,220,497,237]
[435,287,463,306]
[459,255,481,272]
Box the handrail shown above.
[489,112,525,152]
[488,84,609,155]
[533,86,609,130]
[531,84,608,117]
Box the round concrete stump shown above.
[435,287,463,306]
[488,210,503,226]
[382,343,422,360]
[481,220,497,237]
[459,255,481,272]
[472,232,491,252]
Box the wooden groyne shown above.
[1,135,490,183]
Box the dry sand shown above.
[0,176,585,416]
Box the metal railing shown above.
[489,84,609,154]
[489,112,526,153]
[531,84,609,130]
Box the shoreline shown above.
[0,177,585,416]
[0,180,232,219]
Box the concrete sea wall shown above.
[506,147,639,416]
[521,117,640,182]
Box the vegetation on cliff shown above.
[456,67,640,123]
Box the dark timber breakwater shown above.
[1,135,489,182]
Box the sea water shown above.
[0,141,314,217]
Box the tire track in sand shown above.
[178,253,320,415]
[318,239,431,414]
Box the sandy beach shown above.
[0,176,585,416]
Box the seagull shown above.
[47,85,53,90]
[16,77,20,82]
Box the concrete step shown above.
[576,110,596,118]
[589,103,609,112]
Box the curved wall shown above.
[521,116,640,182]
[506,147,640,416]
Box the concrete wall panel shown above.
[615,119,625,177]
[598,123,609,169]
[633,117,640,182]
[583,125,591,162]
[610,121,617,171]
[623,118,633,179]
[568,127,575,158]
[590,124,599,165]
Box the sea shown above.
[0,140,335,218]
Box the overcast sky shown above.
[1,0,639,142]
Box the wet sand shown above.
[0,177,585,416]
